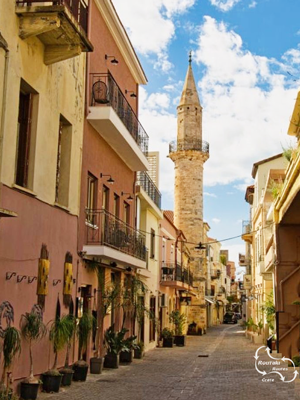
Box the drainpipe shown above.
[0,33,9,207]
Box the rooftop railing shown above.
[169,139,209,154]
[85,209,146,261]
[136,171,161,209]
[16,0,89,33]
[90,73,149,156]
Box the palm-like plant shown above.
[62,315,75,370]
[87,263,120,358]
[49,315,74,372]
[20,309,47,383]
[76,312,94,362]
[1,327,21,385]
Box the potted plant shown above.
[73,312,94,381]
[119,335,137,363]
[19,306,47,400]
[59,314,76,386]
[42,315,72,393]
[169,310,186,346]
[0,326,21,398]
[133,341,144,359]
[103,326,128,368]
[161,328,174,348]
[87,264,120,374]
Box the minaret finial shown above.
[189,51,192,65]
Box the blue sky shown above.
[113,0,300,273]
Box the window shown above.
[150,228,155,259]
[149,296,156,342]
[102,185,109,211]
[113,193,120,218]
[86,173,97,223]
[123,201,130,225]
[16,80,38,188]
[55,115,72,206]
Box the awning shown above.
[205,297,214,304]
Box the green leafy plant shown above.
[261,291,276,333]
[48,315,75,373]
[220,254,227,265]
[161,327,173,339]
[292,355,300,367]
[104,326,129,355]
[257,320,263,335]
[136,341,144,352]
[61,314,75,371]
[1,327,21,386]
[87,263,120,358]
[20,308,47,383]
[268,179,283,200]
[121,335,138,351]
[169,311,186,336]
[76,312,94,363]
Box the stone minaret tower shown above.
[169,53,209,327]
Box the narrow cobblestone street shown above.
[40,325,300,400]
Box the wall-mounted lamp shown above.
[125,90,137,98]
[125,267,132,272]
[6,272,16,281]
[105,54,119,64]
[53,279,62,286]
[28,276,37,284]
[121,192,133,201]
[17,275,27,283]
[100,173,114,184]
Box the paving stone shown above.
[39,325,299,400]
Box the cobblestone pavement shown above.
[40,325,300,400]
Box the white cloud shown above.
[192,16,297,187]
[212,218,221,224]
[282,47,300,65]
[249,1,257,8]
[209,0,241,12]
[204,192,217,198]
[112,0,195,70]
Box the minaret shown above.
[169,53,209,328]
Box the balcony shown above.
[87,73,149,171]
[136,172,161,209]
[210,269,221,279]
[169,138,209,156]
[239,253,250,266]
[242,220,253,243]
[15,1,93,64]
[160,262,193,290]
[83,209,146,269]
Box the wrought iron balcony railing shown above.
[161,262,193,286]
[169,139,209,154]
[85,209,146,261]
[136,171,161,209]
[210,269,221,279]
[242,220,251,235]
[90,73,149,156]
[16,0,89,33]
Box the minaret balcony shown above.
[15,0,93,64]
[87,73,149,172]
[169,139,209,154]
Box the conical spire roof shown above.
[178,55,201,107]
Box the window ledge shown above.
[12,184,37,197]
[54,202,70,213]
